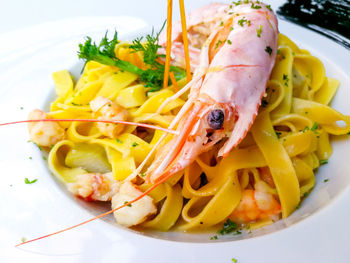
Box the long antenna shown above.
[0,119,179,135]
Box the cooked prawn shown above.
[111,181,157,227]
[28,109,65,147]
[90,96,129,138]
[229,189,281,224]
[146,2,278,184]
[67,172,120,201]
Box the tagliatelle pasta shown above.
[37,31,350,233]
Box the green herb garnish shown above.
[210,235,218,240]
[116,138,123,144]
[238,17,250,27]
[283,74,289,86]
[324,178,329,182]
[319,159,328,165]
[132,142,139,147]
[251,3,261,9]
[24,178,37,184]
[227,39,232,45]
[78,26,186,92]
[256,25,262,37]
[311,122,319,132]
[124,201,132,207]
[232,258,238,263]
[218,219,237,235]
[215,40,223,49]
[265,46,273,55]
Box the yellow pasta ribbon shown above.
[251,111,300,218]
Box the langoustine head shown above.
[147,1,278,183]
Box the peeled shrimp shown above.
[229,189,281,224]
[67,172,120,201]
[28,109,65,147]
[111,181,157,227]
[90,96,129,138]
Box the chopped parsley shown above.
[238,17,250,27]
[220,21,224,26]
[324,178,329,182]
[234,230,242,235]
[266,4,272,11]
[218,219,237,235]
[32,142,42,151]
[311,122,319,132]
[265,46,273,55]
[132,142,139,147]
[256,25,262,37]
[347,131,350,135]
[140,172,146,177]
[24,178,37,184]
[227,39,232,45]
[301,126,310,133]
[42,156,47,161]
[230,26,234,31]
[21,237,27,243]
[283,74,289,86]
[215,40,223,49]
[232,258,238,263]
[232,1,242,6]
[116,138,123,144]
[20,107,24,110]
[319,159,328,165]
[210,235,218,240]
[29,157,32,160]
[275,131,282,138]
[71,102,83,106]
[296,204,301,209]
[251,2,261,9]
[303,192,310,198]
[124,201,132,207]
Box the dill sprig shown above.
[78,25,186,92]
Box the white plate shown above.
[0,15,350,263]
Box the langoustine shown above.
[146,2,278,185]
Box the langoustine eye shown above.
[207,109,225,130]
